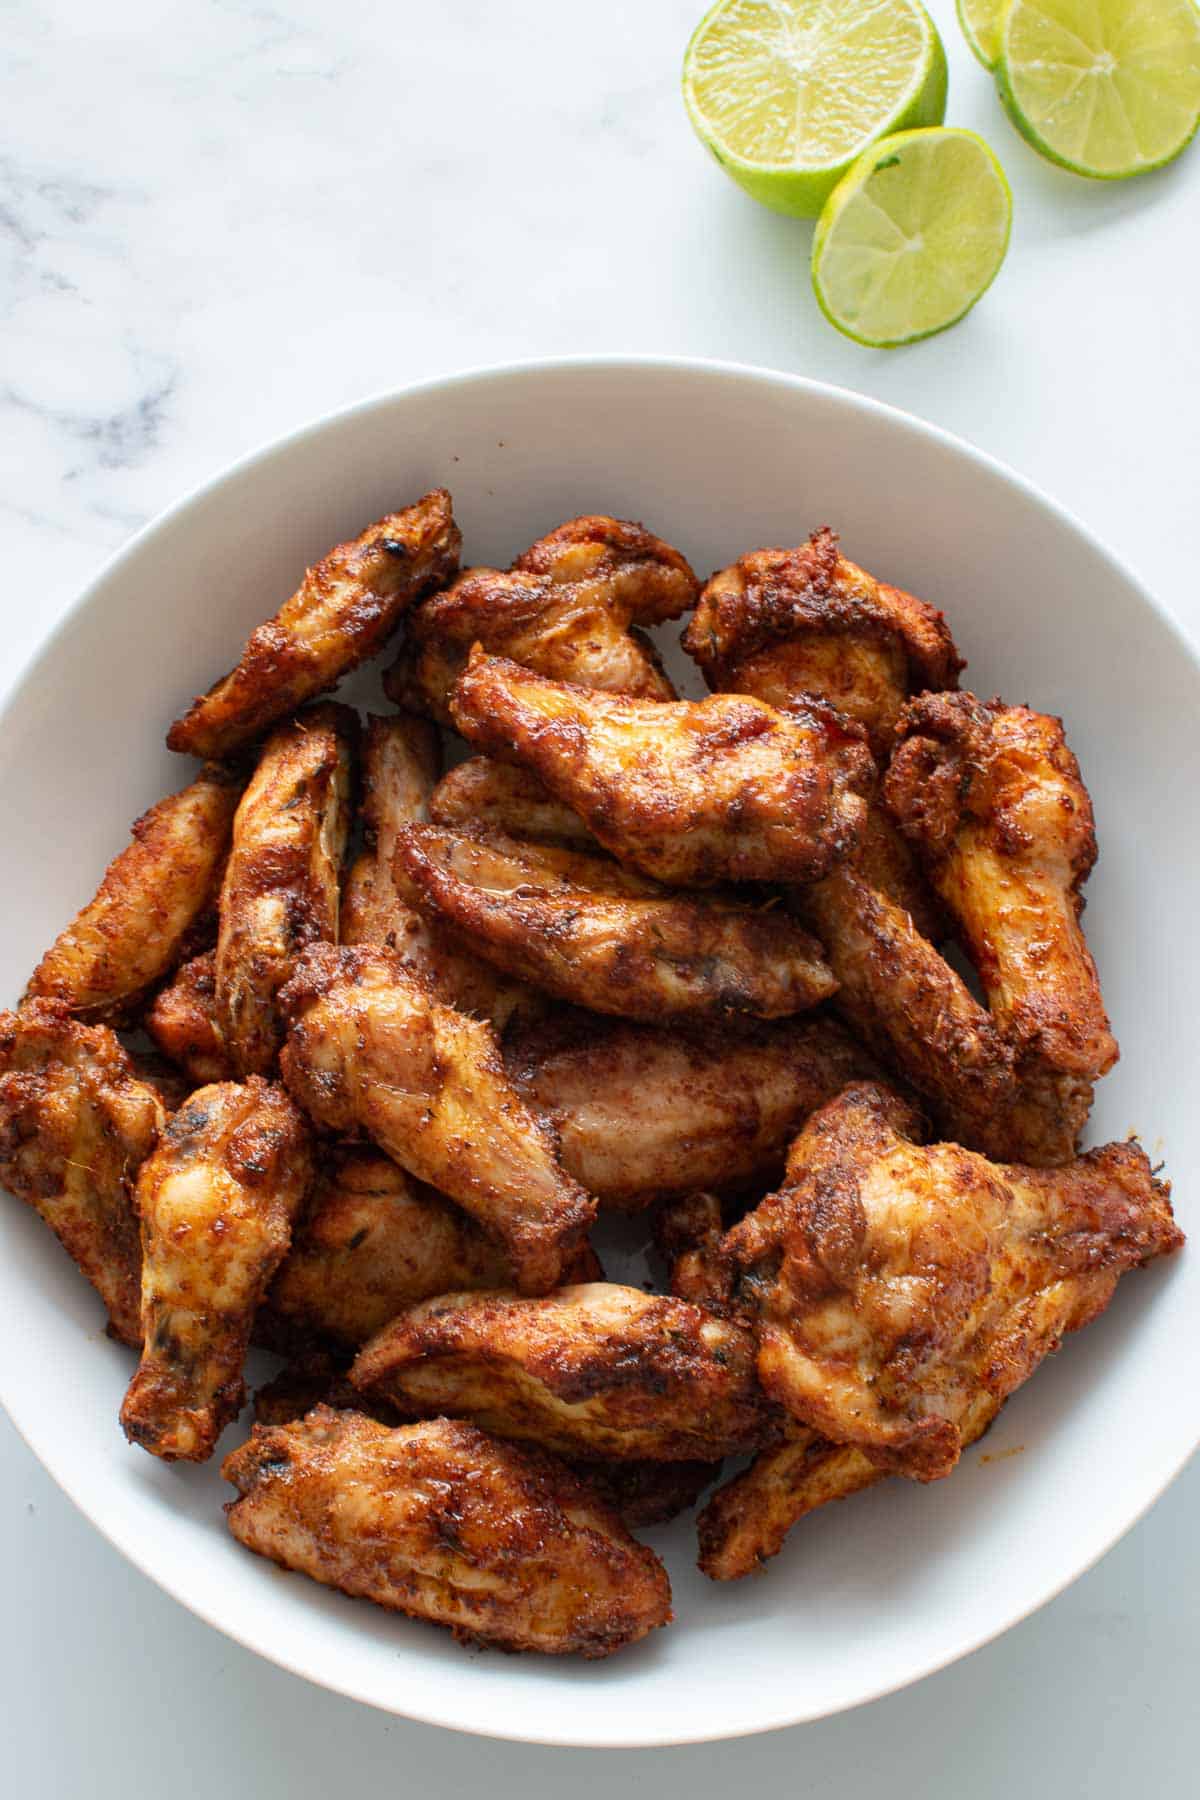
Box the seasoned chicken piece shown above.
[263,1147,510,1348]
[505,1011,876,1208]
[581,1458,721,1529]
[655,1191,732,1305]
[25,764,242,1023]
[253,1353,408,1427]
[450,650,871,887]
[223,1409,672,1658]
[278,944,596,1293]
[144,951,234,1085]
[384,513,697,722]
[0,1001,164,1344]
[120,1078,313,1461]
[724,1083,1182,1480]
[351,1283,779,1462]
[683,529,962,755]
[216,704,355,1077]
[167,490,461,759]
[395,823,835,1023]
[886,692,1118,1084]
[430,757,596,846]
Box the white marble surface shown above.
[2,0,1199,1790]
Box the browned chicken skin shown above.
[216,703,355,1077]
[25,764,242,1023]
[430,757,596,846]
[450,650,872,887]
[351,1283,779,1462]
[168,490,461,759]
[384,513,697,722]
[222,1408,673,1657]
[0,1001,164,1344]
[505,1010,878,1208]
[120,1078,314,1461]
[724,1083,1182,1481]
[144,951,234,1085]
[278,943,596,1293]
[394,822,836,1023]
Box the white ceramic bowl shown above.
[1,358,1196,1747]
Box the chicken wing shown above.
[222,1409,672,1657]
[384,513,697,722]
[120,1078,314,1461]
[450,650,872,887]
[394,823,836,1023]
[25,764,242,1023]
[724,1082,1182,1480]
[504,1011,877,1208]
[167,490,461,759]
[430,757,596,846]
[885,692,1118,1084]
[252,1355,407,1427]
[655,1191,732,1304]
[683,529,962,755]
[216,703,355,1076]
[278,943,596,1293]
[350,1283,778,1462]
[0,1001,164,1345]
[144,951,234,1085]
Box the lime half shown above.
[812,127,1012,347]
[956,0,1003,67]
[997,0,1200,179]
[683,0,949,218]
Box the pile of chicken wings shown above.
[0,491,1183,1659]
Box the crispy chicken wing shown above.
[394,822,835,1023]
[278,943,596,1293]
[167,491,461,759]
[505,1011,877,1208]
[25,764,242,1023]
[655,1191,732,1304]
[144,951,234,1084]
[430,757,596,846]
[724,1083,1182,1480]
[253,1355,407,1427]
[450,650,872,887]
[222,1409,672,1657]
[0,1001,164,1344]
[351,1283,778,1462]
[216,703,355,1076]
[384,513,697,722]
[120,1078,314,1461]
[885,692,1118,1083]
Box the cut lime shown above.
[997,0,1200,179]
[812,127,1012,347]
[956,0,1003,67]
[682,0,949,218]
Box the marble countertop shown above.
[3,0,1198,1792]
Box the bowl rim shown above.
[2,352,1197,1746]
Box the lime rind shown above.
[811,127,1013,347]
[682,0,949,218]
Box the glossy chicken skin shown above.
[25,764,242,1023]
[724,1083,1182,1480]
[351,1283,778,1462]
[167,490,461,759]
[885,692,1118,1084]
[430,757,595,846]
[450,650,872,887]
[216,703,355,1077]
[0,1001,164,1344]
[384,513,697,722]
[144,951,234,1085]
[222,1409,672,1658]
[120,1078,314,1461]
[278,943,596,1293]
[394,822,836,1023]
[505,1011,877,1207]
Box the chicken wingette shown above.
[144,951,234,1085]
[222,1408,672,1657]
[120,1078,314,1461]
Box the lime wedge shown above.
[997,0,1200,179]
[812,127,1012,346]
[956,0,1003,67]
[682,0,949,218]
